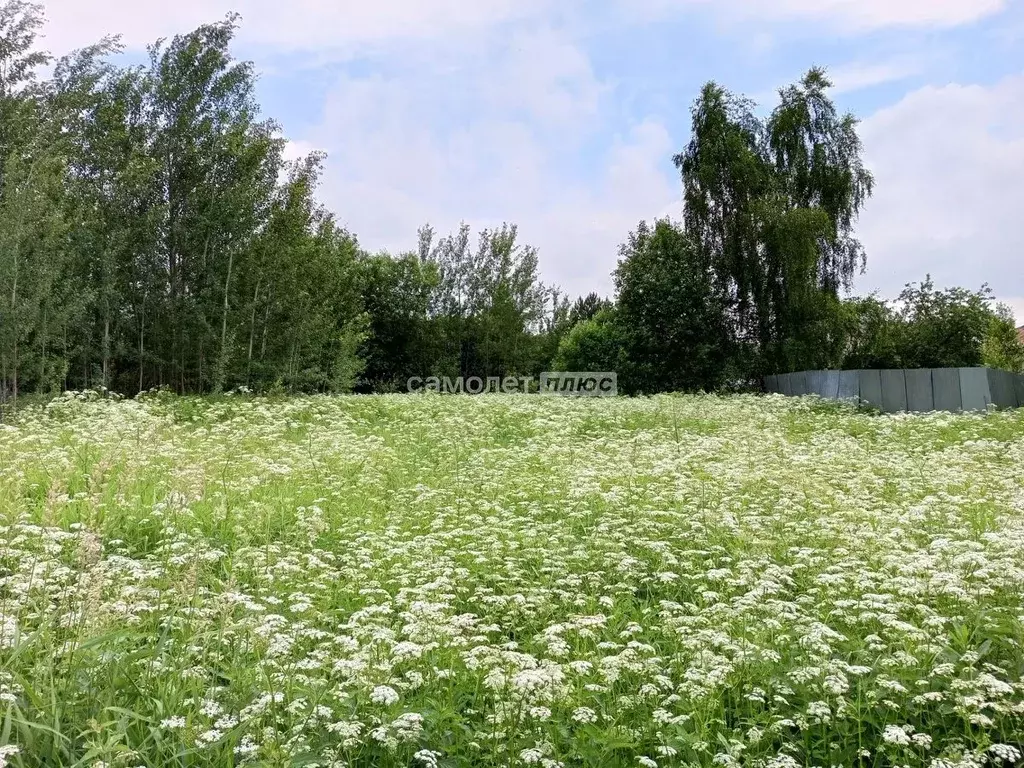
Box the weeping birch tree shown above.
[675,67,874,375]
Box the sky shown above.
[36,0,1024,322]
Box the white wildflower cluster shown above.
[989,743,1023,763]
[1,393,1023,766]
[0,613,17,650]
[369,685,400,706]
[571,707,599,724]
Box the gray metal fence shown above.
[763,368,1024,413]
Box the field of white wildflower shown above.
[1,391,1023,768]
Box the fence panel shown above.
[987,368,1017,408]
[880,369,908,413]
[932,368,962,412]
[790,371,808,396]
[838,370,859,400]
[821,371,841,399]
[806,370,827,397]
[780,373,793,396]
[859,369,883,409]
[959,368,992,411]
[905,369,934,412]
[765,367,1019,412]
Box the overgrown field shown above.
[1,393,1024,768]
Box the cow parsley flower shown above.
[571,707,598,724]
[370,685,399,706]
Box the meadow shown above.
[1,391,1023,768]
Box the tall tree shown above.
[356,251,437,392]
[148,13,283,392]
[246,154,366,392]
[423,222,552,380]
[675,68,873,375]
[567,292,613,328]
[614,219,731,394]
[54,38,158,393]
[982,304,1024,374]
[0,0,50,405]
[895,278,999,369]
[551,307,625,375]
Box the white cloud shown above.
[38,0,1008,58]
[281,139,319,163]
[827,57,928,94]
[855,74,1024,311]
[302,30,677,298]
[527,120,680,296]
[749,0,1005,29]
[630,0,1007,31]
[37,0,554,55]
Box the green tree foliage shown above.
[676,68,873,376]
[613,219,732,394]
[893,280,985,368]
[0,0,569,401]
[245,154,366,392]
[836,297,900,370]
[673,70,1018,385]
[893,278,1007,369]
[356,251,437,392]
[148,15,286,392]
[831,279,1020,372]
[0,5,370,399]
[551,308,626,374]
[567,292,613,328]
[0,0,58,405]
[420,221,555,381]
[0,2,1017,403]
[982,305,1024,373]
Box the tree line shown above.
[1,4,1020,406]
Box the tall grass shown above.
[1,390,1022,767]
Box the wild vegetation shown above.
[1,392,1023,767]
[2,3,1022,768]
